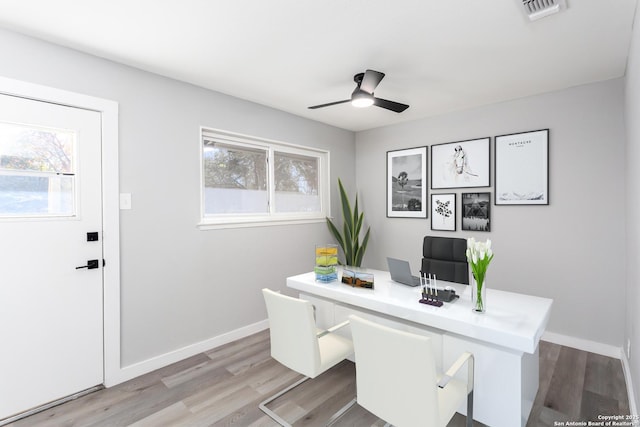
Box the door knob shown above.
[76,259,99,270]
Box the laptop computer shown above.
[387,257,421,287]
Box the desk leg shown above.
[521,346,539,424]
[443,334,537,427]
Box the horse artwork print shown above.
[431,137,490,189]
[453,145,478,177]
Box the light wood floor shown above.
[6,330,630,426]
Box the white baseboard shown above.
[621,350,639,416]
[542,331,622,359]
[105,319,269,387]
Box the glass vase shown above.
[472,275,486,313]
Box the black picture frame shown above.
[431,193,456,231]
[462,192,491,232]
[431,137,490,189]
[386,146,428,218]
[495,129,549,205]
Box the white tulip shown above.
[486,239,492,250]
[472,253,478,264]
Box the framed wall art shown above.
[387,146,427,218]
[495,129,549,205]
[431,137,490,189]
[462,192,491,232]
[431,193,456,231]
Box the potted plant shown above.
[326,178,371,267]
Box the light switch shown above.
[120,193,132,210]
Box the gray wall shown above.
[355,79,626,347]
[625,2,640,412]
[0,28,356,366]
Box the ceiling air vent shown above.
[521,0,567,21]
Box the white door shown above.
[0,94,103,420]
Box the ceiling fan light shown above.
[352,93,374,108]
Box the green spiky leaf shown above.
[325,178,370,267]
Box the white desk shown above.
[287,269,553,427]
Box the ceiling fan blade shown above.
[360,70,385,93]
[308,99,350,109]
[373,97,410,113]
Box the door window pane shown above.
[274,151,320,213]
[203,141,268,214]
[0,123,76,217]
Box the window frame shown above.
[198,127,330,230]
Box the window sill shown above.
[197,217,326,230]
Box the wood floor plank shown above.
[162,355,237,389]
[182,360,285,413]
[535,405,571,427]
[266,399,308,426]
[212,395,275,427]
[213,339,273,371]
[183,386,263,426]
[329,403,381,427]
[127,401,191,427]
[543,346,588,418]
[581,389,621,421]
[83,381,187,427]
[290,365,355,426]
[246,415,280,427]
[249,361,304,396]
[584,352,628,404]
[276,361,354,414]
[527,340,562,427]
[224,348,273,376]
[148,353,212,384]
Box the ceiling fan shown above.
[308,69,409,113]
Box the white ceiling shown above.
[0,0,637,132]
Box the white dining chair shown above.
[347,314,475,427]
[259,288,356,426]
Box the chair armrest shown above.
[437,351,474,393]
[316,320,350,338]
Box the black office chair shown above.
[421,236,469,284]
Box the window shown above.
[200,128,329,228]
[0,122,76,217]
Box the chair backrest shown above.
[422,236,469,284]
[262,289,321,378]
[349,315,440,426]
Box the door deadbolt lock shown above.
[76,259,99,270]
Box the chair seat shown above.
[347,315,474,427]
[318,333,354,375]
[437,375,467,426]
